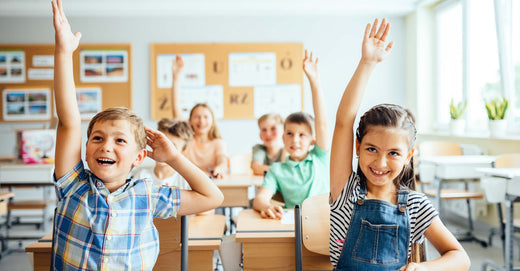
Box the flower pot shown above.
[449,119,465,136]
[488,119,507,137]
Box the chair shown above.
[481,153,520,260]
[294,194,425,271]
[153,216,188,271]
[418,141,487,247]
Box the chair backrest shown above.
[229,153,253,175]
[153,216,184,271]
[418,141,462,157]
[495,153,520,168]
[301,193,330,255]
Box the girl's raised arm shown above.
[170,55,184,119]
[330,19,393,202]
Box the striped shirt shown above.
[329,172,437,266]
[53,161,180,271]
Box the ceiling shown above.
[0,0,432,17]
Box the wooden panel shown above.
[0,44,132,123]
[150,43,303,120]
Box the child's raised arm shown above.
[330,19,393,202]
[303,50,329,152]
[170,55,184,119]
[52,0,83,179]
[145,127,224,215]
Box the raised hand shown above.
[303,49,320,83]
[171,54,185,80]
[361,18,394,64]
[145,127,180,163]
[52,0,81,54]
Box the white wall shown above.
[0,15,406,157]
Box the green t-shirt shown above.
[261,145,330,208]
[252,144,283,166]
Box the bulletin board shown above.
[150,43,303,120]
[0,43,132,122]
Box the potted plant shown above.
[485,97,509,137]
[449,99,467,135]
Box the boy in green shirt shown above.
[253,50,330,218]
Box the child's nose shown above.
[100,141,113,152]
[375,155,387,167]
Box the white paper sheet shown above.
[80,50,128,83]
[229,52,276,87]
[0,50,26,83]
[157,53,205,88]
[254,84,301,118]
[32,55,54,67]
[179,85,224,119]
[28,68,54,80]
[281,210,295,225]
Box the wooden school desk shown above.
[215,174,263,207]
[25,215,226,271]
[236,209,332,271]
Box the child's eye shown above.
[300,133,305,137]
[92,136,102,141]
[367,147,376,152]
[116,138,126,144]
[287,132,293,136]
[389,151,400,157]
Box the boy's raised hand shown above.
[52,0,81,54]
[303,49,319,83]
[145,127,180,163]
[362,18,393,64]
[171,54,185,80]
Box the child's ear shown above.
[310,137,316,146]
[132,149,147,167]
[355,140,361,156]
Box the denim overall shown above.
[335,182,410,271]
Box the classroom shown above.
[0,0,519,270]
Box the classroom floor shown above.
[0,213,515,271]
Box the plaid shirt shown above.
[53,161,180,270]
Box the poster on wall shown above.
[229,52,276,87]
[156,53,205,88]
[254,84,301,118]
[2,88,51,121]
[180,85,224,119]
[76,87,102,119]
[0,50,26,83]
[80,50,128,82]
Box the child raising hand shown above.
[329,19,470,271]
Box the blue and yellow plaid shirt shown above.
[53,161,180,270]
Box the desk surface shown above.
[477,168,520,179]
[235,209,294,242]
[420,155,495,165]
[215,174,263,187]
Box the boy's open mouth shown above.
[97,158,116,165]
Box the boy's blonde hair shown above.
[157,118,194,150]
[189,103,222,140]
[257,113,284,127]
[284,112,314,135]
[87,107,147,150]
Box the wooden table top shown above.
[235,209,294,242]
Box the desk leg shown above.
[505,194,517,271]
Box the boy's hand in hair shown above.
[145,127,179,163]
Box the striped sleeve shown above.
[329,172,359,266]
[408,192,438,244]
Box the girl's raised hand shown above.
[361,18,394,64]
[172,54,185,79]
[52,0,81,54]
[303,49,320,83]
[145,127,180,163]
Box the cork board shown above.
[150,43,303,120]
[0,43,132,122]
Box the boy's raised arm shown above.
[52,0,82,179]
[303,50,329,152]
[145,127,224,215]
[330,19,393,202]
[170,55,184,119]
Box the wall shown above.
[0,15,406,158]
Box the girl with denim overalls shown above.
[329,19,470,271]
